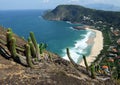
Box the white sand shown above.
[80,28,103,67]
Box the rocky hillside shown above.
[0,26,117,85]
[43,5,120,28]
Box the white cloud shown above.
[84,0,116,5]
[92,0,106,3]
[68,0,79,2]
[43,0,49,3]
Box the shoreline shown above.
[79,28,103,67]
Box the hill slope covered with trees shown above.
[43,5,120,28]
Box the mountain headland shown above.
[43,5,120,28]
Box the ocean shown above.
[0,10,96,63]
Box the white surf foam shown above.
[38,16,42,18]
[62,30,93,63]
[66,21,72,24]
[69,27,78,31]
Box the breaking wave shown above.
[62,30,94,63]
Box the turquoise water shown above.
[0,10,95,63]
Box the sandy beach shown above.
[80,28,103,67]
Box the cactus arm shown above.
[83,55,89,71]
[25,44,33,68]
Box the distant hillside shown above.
[43,5,120,28]
[85,4,120,11]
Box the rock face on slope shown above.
[0,26,116,85]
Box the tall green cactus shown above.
[10,37,17,59]
[30,32,40,59]
[25,44,33,68]
[30,32,38,49]
[90,64,96,79]
[29,41,36,58]
[28,37,36,58]
[66,48,76,66]
[83,55,89,72]
[6,31,13,49]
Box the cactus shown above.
[25,44,33,68]
[10,37,17,59]
[83,55,89,72]
[7,28,12,32]
[6,31,12,42]
[30,32,40,60]
[28,37,31,42]
[90,64,96,79]
[30,32,38,49]
[39,43,44,54]
[28,37,35,56]
[66,48,76,66]
[28,41,36,58]
[6,31,13,49]
[39,43,47,54]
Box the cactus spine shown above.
[10,37,17,59]
[25,44,33,68]
[83,55,89,71]
[90,64,96,79]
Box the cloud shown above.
[43,0,49,3]
[68,0,79,2]
[84,0,116,4]
[92,0,106,3]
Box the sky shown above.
[0,0,120,10]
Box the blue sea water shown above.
[0,10,95,63]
